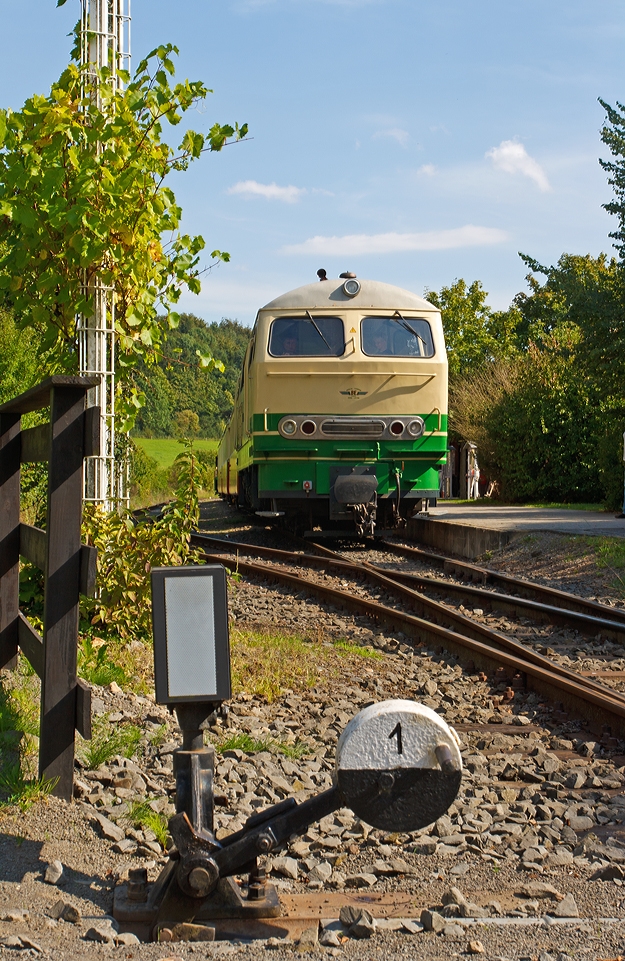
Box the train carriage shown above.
[216,274,448,535]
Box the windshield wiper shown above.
[392,310,427,355]
[305,310,336,354]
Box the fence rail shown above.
[0,376,100,800]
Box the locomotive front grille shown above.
[321,419,385,436]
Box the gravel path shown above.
[2,502,625,959]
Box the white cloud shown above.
[227,180,306,203]
[486,140,551,192]
[282,225,508,256]
[372,127,409,147]
[417,163,436,176]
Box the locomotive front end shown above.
[217,276,448,536]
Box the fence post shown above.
[39,384,90,798]
[0,412,20,670]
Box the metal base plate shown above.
[114,885,420,942]
[113,875,281,942]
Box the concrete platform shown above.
[405,504,625,559]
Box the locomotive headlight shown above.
[282,419,297,436]
[407,418,425,437]
[343,279,361,298]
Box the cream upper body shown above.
[245,278,447,418]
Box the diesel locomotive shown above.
[216,274,448,535]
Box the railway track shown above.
[190,530,625,739]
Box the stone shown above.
[319,929,341,947]
[344,873,377,888]
[386,857,416,875]
[468,940,485,954]
[1,910,29,922]
[441,887,467,907]
[339,905,362,928]
[518,882,563,900]
[113,838,137,855]
[552,894,579,918]
[296,925,319,951]
[18,936,43,953]
[44,860,64,885]
[0,936,24,948]
[564,772,586,790]
[49,899,80,923]
[547,849,574,866]
[308,861,332,884]
[266,936,288,949]
[590,864,625,881]
[290,841,310,858]
[115,932,141,945]
[442,922,465,937]
[85,922,117,943]
[413,840,437,855]
[568,815,594,832]
[400,919,423,934]
[62,904,81,924]
[91,811,125,843]
[459,902,489,919]
[272,856,299,880]
[349,910,376,939]
[420,909,446,933]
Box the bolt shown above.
[256,833,273,853]
[247,881,265,901]
[378,772,395,791]
[188,867,212,893]
[127,867,148,902]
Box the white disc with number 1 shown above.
[335,700,463,832]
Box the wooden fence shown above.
[0,376,99,800]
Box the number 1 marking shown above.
[389,722,403,755]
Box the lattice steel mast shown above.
[78,0,131,508]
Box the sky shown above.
[1,0,624,325]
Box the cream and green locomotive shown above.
[216,275,448,535]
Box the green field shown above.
[134,437,219,469]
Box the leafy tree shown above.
[0,308,48,405]
[134,315,251,438]
[599,98,625,261]
[0,41,246,425]
[425,279,520,377]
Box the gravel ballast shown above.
[2,503,625,959]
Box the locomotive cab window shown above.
[361,316,435,357]
[269,316,345,357]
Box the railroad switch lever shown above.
[113,700,462,941]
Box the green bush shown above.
[82,441,211,640]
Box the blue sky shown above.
[1,0,624,324]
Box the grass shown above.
[78,714,143,770]
[0,766,57,812]
[78,635,128,688]
[122,800,169,847]
[230,627,382,702]
[334,638,382,659]
[0,656,46,811]
[214,732,311,759]
[133,437,218,470]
